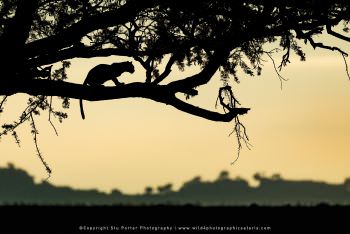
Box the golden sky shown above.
[1,39,349,194]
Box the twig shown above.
[48,96,58,136]
[0,95,7,109]
[215,85,251,164]
[0,95,8,116]
[229,116,252,165]
[340,52,350,80]
[30,112,52,180]
[296,28,348,56]
[0,97,45,137]
[265,52,288,90]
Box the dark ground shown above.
[0,205,348,233]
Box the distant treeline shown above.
[1,164,349,206]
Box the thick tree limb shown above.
[28,40,196,67]
[0,0,39,47]
[167,96,249,122]
[0,79,248,122]
[1,0,40,76]
[29,47,137,67]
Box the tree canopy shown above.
[1,0,350,175]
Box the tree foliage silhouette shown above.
[1,0,350,175]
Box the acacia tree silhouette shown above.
[0,0,350,176]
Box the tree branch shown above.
[296,29,348,55]
[153,53,179,84]
[167,96,249,122]
[0,79,249,122]
[29,46,137,67]
[29,41,195,67]
[167,48,231,92]
[326,24,350,42]
[24,0,163,57]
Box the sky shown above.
[0,36,349,194]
